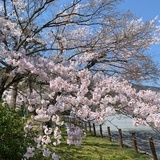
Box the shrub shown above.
[0,102,32,160]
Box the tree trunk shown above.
[0,89,4,101]
[0,74,8,101]
[10,82,18,108]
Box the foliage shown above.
[0,102,33,160]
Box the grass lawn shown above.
[54,131,151,160]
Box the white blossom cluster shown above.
[65,123,85,146]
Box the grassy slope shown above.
[54,131,151,160]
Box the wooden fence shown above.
[64,116,159,160]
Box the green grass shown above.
[54,131,151,160]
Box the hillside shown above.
[132,83,160,92]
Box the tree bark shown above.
[9,82,18,108]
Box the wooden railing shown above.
[63,116,159,160]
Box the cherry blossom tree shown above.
[1,53,160,158]
[1,0,160,159]
[0,0,160,101]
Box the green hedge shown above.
[0,102,32,160]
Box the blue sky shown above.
[119,0,160,21]
[119,0,160,86]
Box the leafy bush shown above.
[0,102,32,160]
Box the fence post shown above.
[100,124,103,137]
[66,116,69,123]
[118,129,123,148]
[132,132,138,153]
[68,117,71,126]
[88,121,91,132]
[107,127,112,141]
[73,118,76,124]
[78,121,81,127]
[84,121,87,130]
[75,118,77,125]
[93,123,96,136]
[149,137,158,160]
[81,121,84,129]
